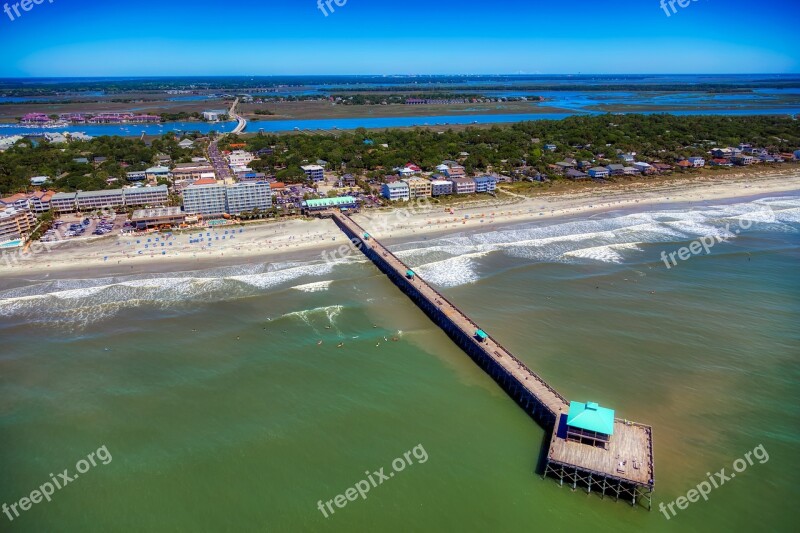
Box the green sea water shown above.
[1,194,798,532]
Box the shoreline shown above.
[2,171,798,282]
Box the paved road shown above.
[230,98,247,134]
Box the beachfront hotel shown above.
[182,181,273,217]
[50,186,169,213]
[224,182,273,215]
[0,206,36,242]
[183,182,227,216]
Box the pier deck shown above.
[330,211,654,507]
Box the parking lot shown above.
[44,214,127,242]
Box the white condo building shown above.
[183,183,227,216]
[225,182,272,215]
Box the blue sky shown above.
[0,0,798,76]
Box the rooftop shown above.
[566,401,615,435]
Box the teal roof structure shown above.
[566,401,615,436]
[304,196,357,209]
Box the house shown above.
[622,166,640,176]
[430,179,453,196]
[256,148,274,157]
[30,176,49,186]
[93,156,108,165]
[794,150,800,160]
[178,139,195,149]
[565,401,615,450]
[382,181,410,202]
[544,144,557,152]
[126,171,147,181]
[403,178,432,198]
[565,168,589,180]
[588,167,610,179]
[633,162,652,174]
[710,158,733,167]
[619,153,635,163]
[712,147,742,159]
[444,166,466,179]
[605,164,625,176]
[732,155,755,166]
[555,161,576,173]
[449,178,476,195]
[676,160,693,169]
[340,174,357,187]
[473,175,497,193]
[435,164,450,173]
[73,157,90,164]
[398,167,416,178]
[301,165,325,182]
[651,163,673,173]
[688,157,706,168]
[145,166,171,181]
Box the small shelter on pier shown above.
[566,401,615,449]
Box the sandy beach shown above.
[2,170,798,277]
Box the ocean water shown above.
[0,195,798,532]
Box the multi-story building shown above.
[444,166,466,179]
[225,182,272,215]
[430,179,453,197]
[473,175,497,193]
[75,189,125,211]
[0,207,36,242]
[183,182,227,216]
[449,178,476,195]
[123,185,169,208]
[29,191,55,213]
[146,166,171,183]
[403,178,432,199]
[171,162,215,181]
[51,192,78,213]
[688,157,706,168]
[589,167,610,179]
[228,150,255,168]
[301,165,325,182]
[382,182,410,202]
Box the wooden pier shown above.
[329,211,655,508]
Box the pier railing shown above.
[334,212,569,414]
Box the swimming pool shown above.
[0,239,23,249]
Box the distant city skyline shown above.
[0,0,798,77]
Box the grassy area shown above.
[227,100,571,121]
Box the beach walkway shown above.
[329,210,655,508]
